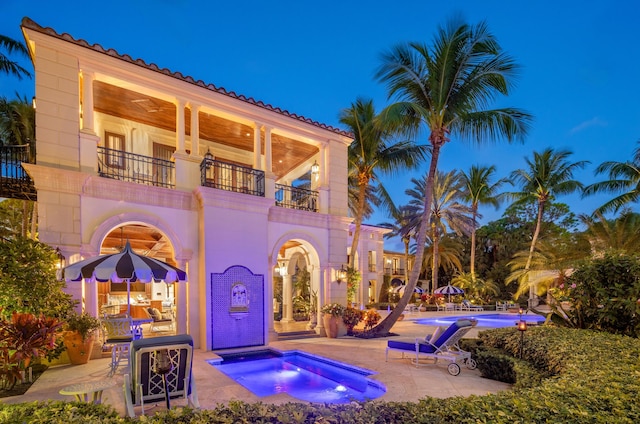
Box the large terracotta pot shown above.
[63,331,96,365]
[323,314,340,338]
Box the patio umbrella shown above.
[61,241,187,315]
[393,284,424,295]
[433,283,464,301]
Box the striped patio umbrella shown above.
[433,283,464,301]
[393,284,425,295]
[61,241,186,315]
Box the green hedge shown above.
[2,326,639,423]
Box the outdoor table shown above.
[59,380,115,404]
[131,317,153,339]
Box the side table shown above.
[59,380,116,404]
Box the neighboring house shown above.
[383,250,414,284]
[20,18,356,350]
[347,224,390,305]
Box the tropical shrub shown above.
[0,312,62,389]
[0,237,75,320]
[341,307,364,333]
[553,250,640,337]
[363,308,381,330]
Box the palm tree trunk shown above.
[403,237,410,285]
[525,200,545,307]
[431,225,439,293]
[30,202,37,240]
[470,207,478,280]
[371,144,441,335]
[349,182,368,269]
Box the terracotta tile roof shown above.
[21,17,350,138]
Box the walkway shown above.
[1,310,511,417]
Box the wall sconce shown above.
[55,247,66,269]
[204,148,215,161]
[336,265,347,284]
[517,320,527,358]
[311,160,319,181]
[277,262,287,276]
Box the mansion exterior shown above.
[20,18,390,350]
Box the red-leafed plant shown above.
[0,311,62,390]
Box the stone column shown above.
[189,102,200,156]
[175,98,186,154]
[281,274,294,323]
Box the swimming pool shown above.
[209,349,386,403]
[414,313,545,328]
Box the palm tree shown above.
[506,236,589,300]
[507,148,588,306]
[583,141,640,214]
[419,233,465,285]
[0,35,31,80]
[340,97,427,270]
[370,18,531,334]
[580,210,640,255]
[460,165,506,280]
[407,170,474,293]
[451,271,499,303]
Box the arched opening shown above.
[97,223,179,336]
[272,238,321,335]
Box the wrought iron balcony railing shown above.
[275,183,318,212]
[97,147,175,188]
[0,144,36,201]
[200,157,265,197]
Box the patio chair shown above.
[385,319,477,376]
[124,334,199,417]
[102,316,139,377]
[144,307,174,333]
[462,300,484,311]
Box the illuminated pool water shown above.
[414,313,545,328]
[208,349,386,403]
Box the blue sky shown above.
[2,1,639,250]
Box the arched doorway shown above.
[272,238,321,335]
[97,223,178,336]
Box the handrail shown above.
[97,147,175,188]
[275,183,318,212]
[200,157,265,197]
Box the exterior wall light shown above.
[336,265,347,284]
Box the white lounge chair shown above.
[462,300,484,311]
[124,334,199,417]
[385,319,477,375]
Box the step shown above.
[277,330,323,341]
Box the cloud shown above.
[569,117,607,135]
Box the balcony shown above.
[0,144,37,201]
[97,147,175,188]
[200,156,265,197]
[275,183,318,212]
[384,267,405,276]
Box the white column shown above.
[281,274,293,323]
[81,70,95,132]
[175,98,186,153]
[253,122,262,169]
[264,126,273,175]
[176,259,188,335]
[190,103,200,156]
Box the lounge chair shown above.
[124,334,199,417]
[461,300,484,311]
[385,319,477,375]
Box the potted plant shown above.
[62,312,102,365]
[320,303,346,338]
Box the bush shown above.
[2,327,640,422]
[342,307,364,334]
[562,250,640,337]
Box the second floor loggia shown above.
[78,79,348,214]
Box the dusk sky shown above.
[2,1,639,250]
